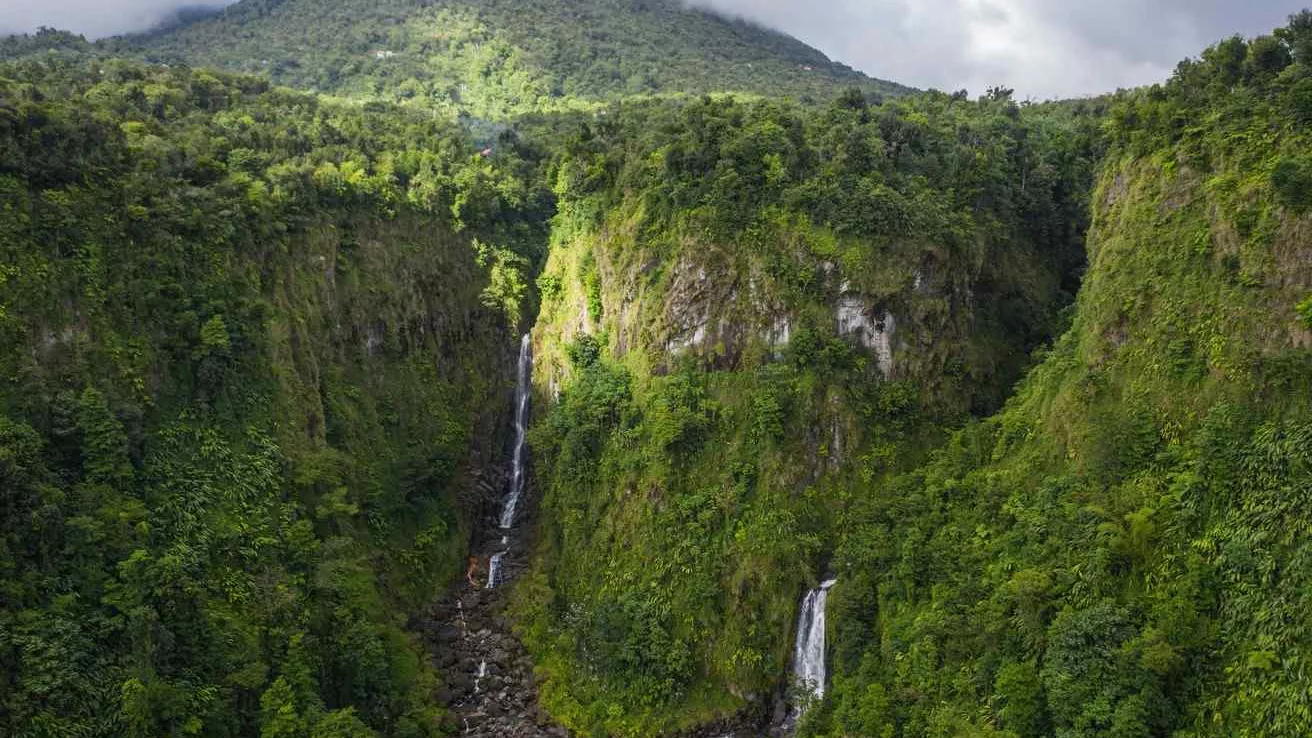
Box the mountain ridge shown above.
[98,0,910,117]
[4,7,1312,738]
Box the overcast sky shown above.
[1,0,1306,98]
[693,0,1306,98]
[0,0,226,42]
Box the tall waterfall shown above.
[499,333,532,529]
[486,552,504,589]
[791,579,838,716]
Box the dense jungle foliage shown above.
[5,4,1312,738]
[806,16,1312,738]
[106,0,907,119]
[0,59,546,737]
[516,89,1103,736]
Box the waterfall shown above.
[791,579,838,717]
[499,333,532,529]
[486,552,504,589]
[474,660,487,694]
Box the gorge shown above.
[3,4,1312,738]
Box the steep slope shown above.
[811,18,1312,738]
[0,58,545,737]
[107,0,908,118]
[516,91,1102,736]
[9,8,1312,738]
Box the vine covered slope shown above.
[0,58,543,737]
[518,90,1101,735]
[111,0,909,118]
[813,18,1312,738]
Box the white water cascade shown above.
[499,333,532,529]
[486,552,504,589]
[791,579,838,717]
[474,660,487,694]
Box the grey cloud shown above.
[694,0,1307,98]
[0,1,236,40]
[3,0,1306,99]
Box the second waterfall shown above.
[789,578,837,728]
[499,333,532,529]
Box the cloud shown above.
[0,1,236,40]
[3,0,1305,98]
[691,0,1305,98]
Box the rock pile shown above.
[423,552,566,738]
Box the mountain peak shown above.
[111,0,909,117]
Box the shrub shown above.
[1272,157,1312,211]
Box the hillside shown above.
[813,20,1312,738]
[105,0,909,118]
[4,6,1312,738]
[0,57,546,736]
[508,13,1312,738]
[516,90,1102,735]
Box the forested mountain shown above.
[519,89,1103,736]
[0,58,547,736]
[102,0,908,119]
[514,16,1312,738]
[4,5,1312,738]
[812,24,1312,738]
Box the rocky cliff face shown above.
[516,93,1099,736]
[0,64,536,736]
[813,30,1312,733]
[533,203,1042,414]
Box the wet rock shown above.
[427,545,563,736]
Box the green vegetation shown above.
[5,4,1312,738]
[517,90,1102,735]
[0,27,93,59]
[99,0,908,119]
[804,15,1312,738]
[0,58,544,737]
